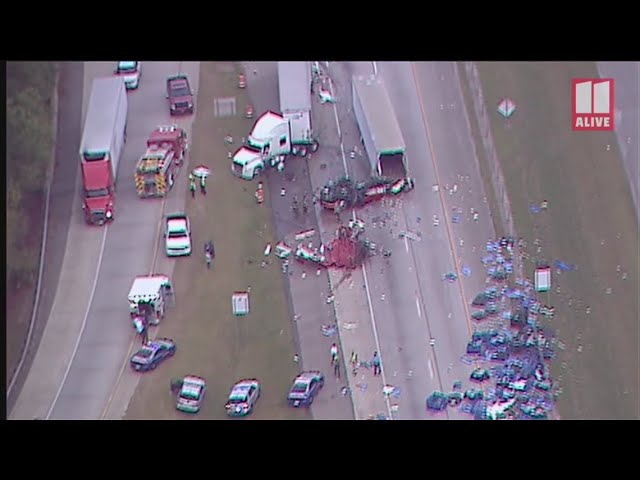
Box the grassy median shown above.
[124,62,308,420]
[459,62,639,419]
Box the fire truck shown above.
[134,125,188,198]
[320,176,414,213]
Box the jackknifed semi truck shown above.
[232,62,319,181]
[79,76,128,225]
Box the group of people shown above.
[189,173,207,198]
[329,343,382,378]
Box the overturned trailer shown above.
[352,75,408,177]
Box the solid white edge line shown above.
[372,62,378,76]
[427,359,434,379]
[327,62,393,420]
[416,297,421,318]
[404,236,409,252]
[46,225,108,420]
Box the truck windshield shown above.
[83,151,107,161]
[86,188,109,198]
[117,62,138,73]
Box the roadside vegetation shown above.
[6,62,59,383]
[124,62,308,420]
[459,62,639,419]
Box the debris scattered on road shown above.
[321,324,337,337]
[293,354,299,363]
[430,338,436,346]
[341,386,351,396]
[356,383,368,392]
[462,266,472,277]
[343,322,357,330]
[280,187,286,196]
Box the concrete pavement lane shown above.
[597,61,639,219]
[11,61,198,420]
[383,61,498,417]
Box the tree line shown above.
[6,62,58,287]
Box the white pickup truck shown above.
[164,213,192,257]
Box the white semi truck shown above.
[232,62,319,181]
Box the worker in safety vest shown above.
[189,174,196,198]
[200,174,207,195]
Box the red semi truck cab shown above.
[81,153,115,225]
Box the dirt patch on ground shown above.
[6,191,46,387]
[124,62,308,420]
[460,61,639,419]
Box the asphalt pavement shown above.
[597,62,639,220]
[11,61,200,420]
[323,61,499,419]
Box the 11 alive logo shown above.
[572,78,615,131]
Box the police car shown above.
[287,371,324,407]
[115,61,141,90]
[225,379,261,417]
[129,338,176,372]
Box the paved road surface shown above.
[320,61,498,419]
[597,62,639,219]
[11,61,199,420]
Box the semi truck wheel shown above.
[299,147,308,157]
[253,167,262,179]
[311,140,319,152]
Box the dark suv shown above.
[166,75,194,115]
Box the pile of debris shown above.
[273,223,374,271]
[320,176,414,213]
[427,237,560,420]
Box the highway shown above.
[320,61,498,419]
[597,62,639,220]
[11,61,200,420]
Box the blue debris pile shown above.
[427,236,559,420]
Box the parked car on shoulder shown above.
[176,375,206,413]
[287,371,324,407]
[130,338,176,372]
[225,379,261,417]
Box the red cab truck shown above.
[79,77,128,225]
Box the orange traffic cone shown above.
[238,74,246,88]
[245,104,253,119]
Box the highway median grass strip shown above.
[460,61,639,419]
[124,62,308,420]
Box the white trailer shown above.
[79,76,128,180]
[278,61,312,145]
[352,75,407,177]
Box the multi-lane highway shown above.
[316,61,498,419]
[10,61,498,421]
[10,61,200,420]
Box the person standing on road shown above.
[189,174,196,198]
[333,354,341,378]
[330,343,338,364]
[372,351,382,376]
[200,174,207,195]
[302,194,309,214]
[205,250,212,269]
